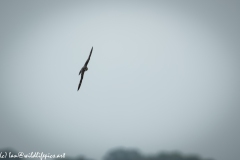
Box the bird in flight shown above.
[78,47,93,91]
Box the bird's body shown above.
[78,47,93,91]
[79,66,88,74]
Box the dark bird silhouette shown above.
[78,47,93,91]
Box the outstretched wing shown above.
[84,47,93,67]
[77,71,85,91]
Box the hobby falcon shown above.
[78,47,93,91]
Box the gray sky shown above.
[1,1,240,160]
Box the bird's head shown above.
[85,67,88,71]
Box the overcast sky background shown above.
[0,1,240,160]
